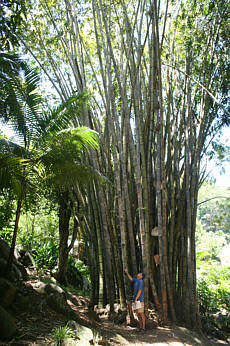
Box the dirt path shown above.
[2,279,229,346]
[101,321,230,346]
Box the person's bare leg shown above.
[140,312,145,330]
[137,312,143,329]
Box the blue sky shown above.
[205,127,230,187]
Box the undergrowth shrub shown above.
[33,239,58,269]
[197,265,230,340]
[52,325,75,346]
[197,266,230,314]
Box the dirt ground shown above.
[1,279,230,346]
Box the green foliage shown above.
[196,250,220,269]
[51,325,75,346]
[67,255,81,281]
[67,256,90,282]
[40,126,101,189]
[39,93,90,137]
[197,266,230,315]
[33,239,58,269]
[196,182,230,260]
[75,259,90,279]
[0,191,15,243]
[0,53,43,148]
[196,227,226,262]
[208,142,230,165]
[0,151,31,199]
[17,208,59,268]
[0,0,27,49]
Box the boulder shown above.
[13,292,31,312]
[0,239,12,259]
[20,251,35,268]
[0,239,28,282]
[12,262,28,281]
[0,278,17,308]
[33,281,65,295]
[0,258,8,278]
[66,320,104,344]
[14,247,21,261]
[0,258,16,282]
[47,292,73,316]
[0,305,17,341]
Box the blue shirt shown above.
[132,278,144,302]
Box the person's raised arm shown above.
[124,268,133,281]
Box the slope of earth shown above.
[1,278,229,346]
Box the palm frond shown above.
[39,127,98,168]
[0,52,43,147]
[38,92,89,139]
[0,53,24,78]
[45,162,107,188]
[0,153,28,170]
[0,153,29,194]
[56,127,99,150]
[0,138,30,158]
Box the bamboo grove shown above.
[6,0,229,329]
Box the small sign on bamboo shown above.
[151,226,162,236]
[154,254,160,266]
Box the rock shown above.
[21,251,35,267]
[47,292,70,314]
[66,320,103,344]
[0,239,28,282]
[0,258,19,282]
[14,247,21,261]
[69,321,93,340]
[33,281,65,295]
[45,283,65,295]
[0,258,8,278]
[0,278,17,308]
[46,292,78,322]
[0,305,17,341]
[0,239,11,260]
[66,320,79,335]
[13,292,31,311]
[12,262,28,281]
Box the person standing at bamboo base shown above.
[124,268,146,331]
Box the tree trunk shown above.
[5,198,22,277]
[56,192,72,285]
